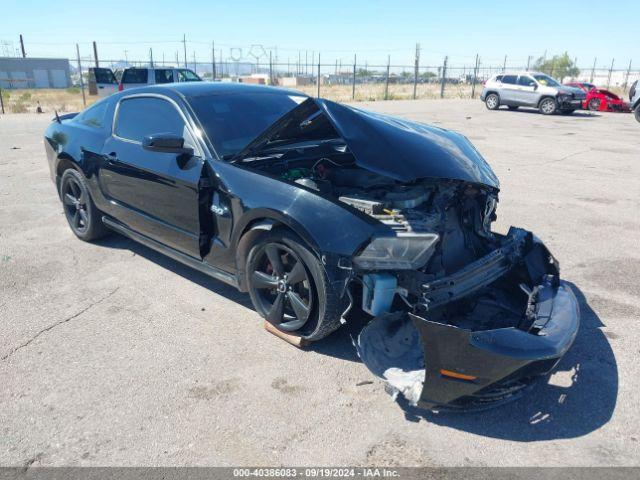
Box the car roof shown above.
[111,81,308,100]
[496,71,546,77]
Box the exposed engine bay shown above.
[242,138,575,411]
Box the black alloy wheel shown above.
[59,169,110,241]
[250,242,313,332]
[62,173,90,235]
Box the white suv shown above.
[480,72,586,115]
[118,67,201,91]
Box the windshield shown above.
[189,92,307,158]
[533,74,560,87]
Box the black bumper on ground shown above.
[412,278,579,409]
[356,228,580,410]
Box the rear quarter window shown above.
[121,69,148,84]
[75,99,110,129]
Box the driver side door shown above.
[515,75,539,106]
[99,94,204,257]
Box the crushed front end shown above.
[350,182,580,410]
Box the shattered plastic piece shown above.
[355,312,425,406]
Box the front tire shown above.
[60,169,110,241]
[485,93,500,110]
[246,230,347,341]
[539,97,557,115]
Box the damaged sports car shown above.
[44,83,579,410]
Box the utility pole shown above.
[317,53,321,98]
[471,54,480,99]
[590,57,597,83]
[124,50,129,65]
[92,41,99,67]
[440,56,448,98]
[211,41,216,81]
[352,54,357,100]
[607,58,614,89]
[305,51,308,75]
[502,55,507,73]
[193,51,197,74]
[19,34,26,58]
[413,43,420,100]
[269,50,273,85]
[297,51,301,75]
[149,48,154,68]
[175,51,179,66]
[526,55,531,71]
[183,34,187,68]
[384,55,391,100]
[76,43,86,107]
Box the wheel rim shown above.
[541,99,555,114]
[589,99,601,111]
[487,95,498,108]
[251,243,313,331]
[62,177,89,234]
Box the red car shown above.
[564,82,631,112]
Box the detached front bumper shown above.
[356,228,580,410]
[412,278,579,409]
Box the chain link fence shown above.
[1,49,639,113]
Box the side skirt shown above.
[102,216,239,288]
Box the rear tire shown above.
[539,97,557,115]
[588,98,602,111]
[485,93,500,110]
[246,230,347,341]
[59,169,111,242]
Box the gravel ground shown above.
[0,100,639,467]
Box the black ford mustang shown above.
[44,83,579,410]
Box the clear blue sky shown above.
[3,0,638,69]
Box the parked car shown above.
[564,82,631,112]
[630,81,640,122]
[118,67,201,91]
[88,67,119,98]
[44,83,579,411]
[481,72,586,115]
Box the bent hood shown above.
[234,98,499,189]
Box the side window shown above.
[517,75,536,87]
[114,97,193,146]
[76,100,109,129]
[495,75,504,82]
[176,69,201,82]
[121,69,148,84]
[502,75,517,85]
[94,68,117,84]
[154,69,174,84]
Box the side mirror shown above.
[532,83,538,90]
[143,133,194,156]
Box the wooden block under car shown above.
[264,321,309,348]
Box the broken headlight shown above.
[353,233,439,270]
